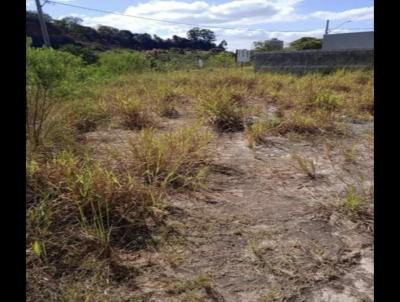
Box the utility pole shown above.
[34,0,51,47]
[324,20,330,35]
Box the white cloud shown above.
[46,0,372,50]
[215,28,325,49]
[78,0,309,50]
[312,6,374,21]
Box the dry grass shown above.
[26,150,167,300]
[127,126,212,189]
[292,154,317,179]
[116,98,158,130]
[197,87,247,132]
[26,67,373,301]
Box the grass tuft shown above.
[292,154,317,179]
[128,126,212,189]
[198,88,246,132]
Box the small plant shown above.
[246,120,268,148]
[343,185,362,212]
[70,100,110,133]
[157,91,181,118]
[312,93,343,111]
[343,143,359,164]
[198,88,245,132]
[292,154,317,179]
[118,98,157,130]
[278,109,338,135]
[167,274,211,295]
[128,126,211,189]
[257,287,284,302]
[245,117,281,148]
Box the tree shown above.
[26,10,52,22]
[217,40,228,50]
[116,30,134,48]
[60,44,98,64]
[187,27,202,41]
[199,29,216,43]
[252,38,283,52]
[26,12,222,52]
[289,37,322,50]
[187,27,216,43]
[60,17,83,28]
[97,26,120,44]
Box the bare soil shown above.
[85,114,373,302]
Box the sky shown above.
[26,0,374,50]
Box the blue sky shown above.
[26,0,374,50]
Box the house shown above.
[322,31,374,50]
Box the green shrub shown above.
[207,52,235,68]
[26,46,84,149]
[60,44,99,65]
[98,50,150,74]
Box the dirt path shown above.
[85,122,373,302]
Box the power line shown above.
[45,0,332,33]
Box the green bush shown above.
[98,50,150,74]
[207,52,235,68]
[60,44,98,65]
[26,46,84,149]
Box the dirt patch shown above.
[83,120,373,301]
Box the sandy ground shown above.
[84,110,373,302]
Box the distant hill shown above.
[26,11,226,52]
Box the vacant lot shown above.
[27,65,373,302]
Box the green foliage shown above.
[146,50,214,71]
[26,36,33,49]
[289,37,322,50]
[98,50,150,74]
[26,46,84,149]
[207,52,235,68]
[60,44,98,64]
[187,27,216,43]
[343,185,362,212]
[27,47,84,92]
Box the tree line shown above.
[252,37,322,52]
[26,11,227,52]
